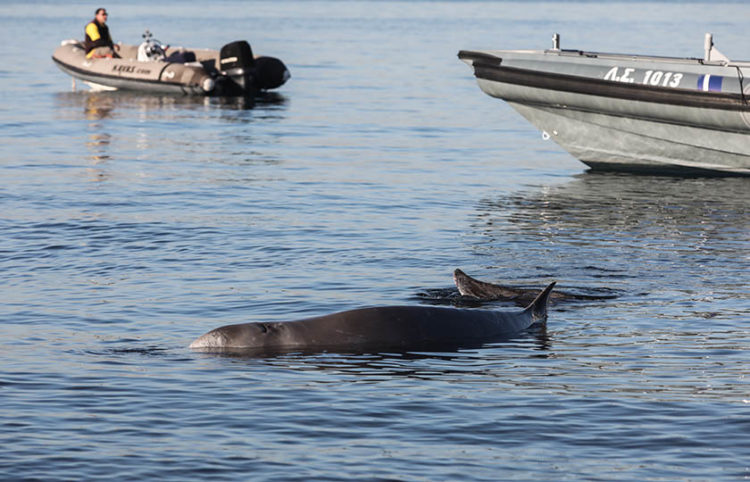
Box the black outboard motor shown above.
[253,56,291,90]
[219,40,256,95]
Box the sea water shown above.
[1,1,749,479]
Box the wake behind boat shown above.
[53,31,290,97]
[459,34,750,176]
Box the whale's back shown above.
[190,282,555,353]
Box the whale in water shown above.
[453,268,532,301]
[189,276,556,354]
[453,268,615,304]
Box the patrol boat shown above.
[459,34,750,176]
[52,31,289,96]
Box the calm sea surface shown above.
[1,1,749,480]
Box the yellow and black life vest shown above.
[84,20,113,58]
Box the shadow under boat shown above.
[54,89,288,115]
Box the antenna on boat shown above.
[704,33,730,64]
[552,33,560,51]
[704,33,713,61]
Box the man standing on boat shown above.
[85,8,120,58]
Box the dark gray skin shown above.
[453,269,614,304]
[190,280,556,354]
[453,268,529,300]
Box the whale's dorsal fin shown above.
[523,282,556,321]
[453,268,523,300]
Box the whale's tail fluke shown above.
[524,281,556,321]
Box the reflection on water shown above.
[52,90,289,184]
[83,93,115,121]
[77,94,116,177]
[469,173,749,284]
[86,133,112,159]
[477,173,749,239]
[85,132,112,181]
[55,90,288,115]
[190,324,551,375]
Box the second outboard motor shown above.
[254,56,291,90]
[219,40,256,95]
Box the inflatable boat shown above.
[459,34,750,176]
[52,32,289,96]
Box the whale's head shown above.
[189,322,282,351]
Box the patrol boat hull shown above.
[53,39,289,97]
[459,36,750,176]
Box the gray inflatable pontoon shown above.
[459,34,750,176]
[53,33,289,97]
